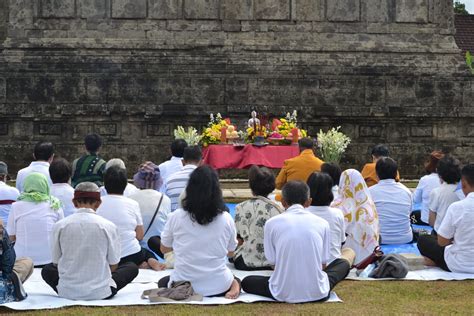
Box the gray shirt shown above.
[51,208,121,300]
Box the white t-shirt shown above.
[51,183,75,217]
[129,190,171,249]
[163,164,197,211]
[7,200,64,265]
[99,183,140,198]
[307,206,345,264]
[158,157,183,192]
[16,161,52,192]
[97,195,143,257]
[161,209,237,296]
[437,192,474,274]
[413,173,441,223]
[0,181,20,225]
[265,204,331,303]
[52,208,121,300]
[429,183,460,232]
[369,179,413,244]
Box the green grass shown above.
[1,280,473,315]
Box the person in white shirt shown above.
[369,157,414,244]
[99,159,139,197]
[7,173,64,266]
[16,141,54,192]
[307,172,345,264]
[242,181,355,303]
[97,166,165,271]
[41,182,139,300]
[321,162,342,202]
[158,139,188,192]
[157,166,241,299]
[163,146,202,212]
[129,189,171,252]
[49,158,76,217]
[417,164,474,274]
[429,155,461,233]
[0,162,19,225]
[412,151,444,225]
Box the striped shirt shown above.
[164,165,197,211]
[71,153,106,188]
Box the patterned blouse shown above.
[234,196,283,268]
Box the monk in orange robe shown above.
[361,144,400,187]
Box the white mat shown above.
[347,267,474,281]
[1,268,341,310]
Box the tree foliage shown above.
[454,1,469,15]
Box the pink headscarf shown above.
[332,169,379,264]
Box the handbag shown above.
[352,246,384,270]
[141,281,203,302]
[144,194,164,237]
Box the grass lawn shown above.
[1,280,473,315]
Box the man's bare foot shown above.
[148,258,167,271]
[139,262,150,269]
[224,279,241,299]
[423,257,437,267]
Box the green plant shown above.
[454,1,469,14]
[466,51,474,75]
[173,126,202,145]
[317,126,351,163]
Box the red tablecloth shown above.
[202,144,300,169]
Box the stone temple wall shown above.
[0,0,472,177]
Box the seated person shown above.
[158,139,188,192]
[0,161,20,225]
[417,164,474,274]
[233,166,283,271]
[16,141,54,192]
[99,159,139,197]
[275,138,324,190]
[71,133,106,188]
[157,166,240,299]
[242,181,355,303]
[41,182,139,300]
[412,151,444,225]
[97,167,164,271]
[8,173,64,266]
[133,161,162,191]
[307,172,345,264]
[429,155,461,234]
[129,189,171,254]
[369,157,413,244]
[321,162,342,201]
[361,144,400,187]
[49,158,76,217]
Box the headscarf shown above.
[133,161,163,190]
[332,169,379,264]
[17,173,61,211]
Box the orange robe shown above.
[275,149,324,190]
[361,162,400,187]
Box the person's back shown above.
[0,162,19,225]
[158,139,188,191]
[49,158,75,217]
[71,133,106,188]
[361,144,400,188]
[16,141,54,192]
[413,173,441,223]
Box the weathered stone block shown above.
[410,126,432,137]
[147,124,171,136]
[0,78,5,103]
[365,0,391,23]
[327,0,360,22]
[293,0,324,21]
[78,0,107,19]
[41,0,75,18]
[221,0,253,20]
[111,0,147,19]
[149,0,183,19]
[38,123,62,135]
[255,0,290,20]
[0,124,7,135]
[184,0,220,19]
[396,0,428,23]
[95,123,117,136]
[359,125,385,137]
[365,79,386,106]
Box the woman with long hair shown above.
[157,165,240,299]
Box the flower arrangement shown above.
[317,126,351,163]
[274,111,307,139]
[201,113,228,146]
[246,125,268,142]
[173,126,202,145]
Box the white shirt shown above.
[437,192,474,274]
[51,183,75,217]
[307,206,345,263]
[158,157,183,192]
[129,190,171,249]
[429,183,460,232]
[97,195,143,257]
[164,164,197,211]
[161,209,237,296]
[369,179,413,244]
[16,161,52,192]
[413,173,441,223]
[7,201,64,265]
[52,208,121,300]
[99,183,140,198]
[265,204,331,303]
[0,181,19,225]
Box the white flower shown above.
[316,127,351,163]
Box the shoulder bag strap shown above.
[144,194,164,236]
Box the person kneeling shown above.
[41,183,139,300]
[242,181,355,303]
